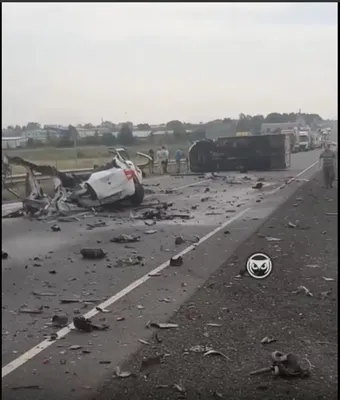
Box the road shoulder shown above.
[96,172,338,400]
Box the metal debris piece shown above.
[96,306,111,313]
[266,236,282,242]
[73,316,109,332]
[52,314,68,327]
[305,264,320,268]
[288,221,297,229]
[114,366,132,378]
[261,336,277,344]
[69,345,82,350]
[86,221,107,229]
[189,345,213,353]
[138,339,150,345]
[169,256,183,267]
[147,321,179,329]
[294,286,313,297]
[325,213,337,216]
[203,350,230,360]
[19,306,43,314]
[145,229,157,235]
[110,234,141,243]
[252,182,263,189]
[51,224,61,232]
[11,385,42,391]
[80,248,106,259]
[322,277,335,282]
[32,291,56,297]
[207,323,223,327]
[250,351,311,378]
[173,383,185,393]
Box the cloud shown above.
[2,3,337,126]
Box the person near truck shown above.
[147,148,155,174]
[175,148,181,173]
[156,146,169,174]
[319,143,336,188]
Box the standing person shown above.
[175,148,181,174]
[148,148,155,174]
[319,143,336,188]
[157,146,169,174]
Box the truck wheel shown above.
[130,181,145,205]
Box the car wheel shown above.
[130,181,145,205]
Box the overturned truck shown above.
[189,134,291,173]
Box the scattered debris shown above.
[203,350,230,360]
[73,316,109,332]
[204,187,210,193]
[110,234,141,243]
[19,305,43,314]
[294,286,313,297]
[288,221,297,229]
[51,224,61,232]
[261,336,277,344]
[325,212,337,216]
[80,248,106,260]
[99,360,112,364]
[252,182,263,189]
[146,321,179,329]
[115,255,144,268]
[322,277,335,282]
[207,323,223,327]
[2,250,9,260]
[305,264,320,268]
[170,256,183,267]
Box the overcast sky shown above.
[2,2,338,127]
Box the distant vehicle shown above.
[298,131,311,151]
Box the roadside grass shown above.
[2,143,190,174]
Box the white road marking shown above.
[1,160,319,378]
[1,207,250,378]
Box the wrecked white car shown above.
[2,148,151,217]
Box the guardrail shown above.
[3,159,187,185]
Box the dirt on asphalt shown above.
[96,173,337,400]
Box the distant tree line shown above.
[3,112,325,149]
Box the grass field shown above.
[2,143,190,174]
[2,143,190,202]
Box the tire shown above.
[130,181,145,205]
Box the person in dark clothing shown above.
[319,144,336,188]
[148,149,155,174]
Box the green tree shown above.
[27,122,41,130]
[117,123,134,145]
[101,132,117,146]
[137,123,151,130]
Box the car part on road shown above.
[80,248,107,259]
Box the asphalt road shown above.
[94,170,337,400]
[1,149,323,399]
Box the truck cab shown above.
[298,131,311,151]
